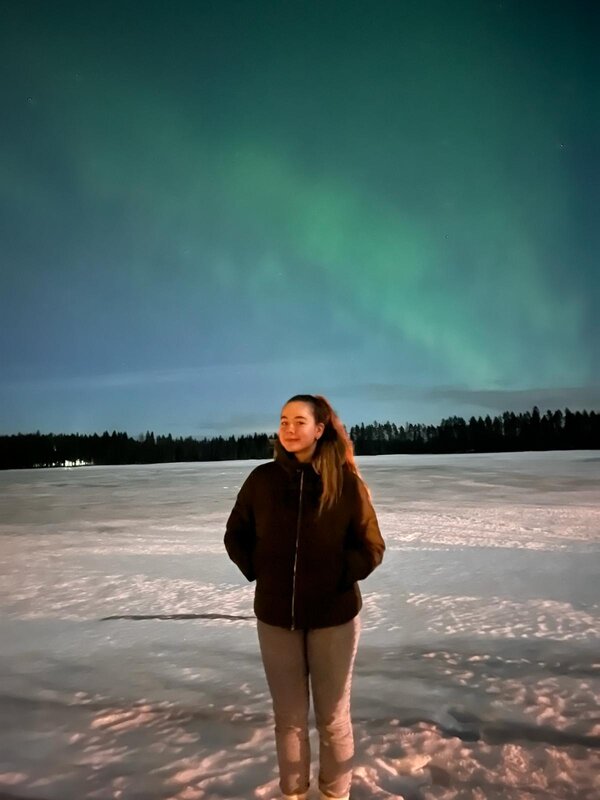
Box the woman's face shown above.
[279,401,325,462]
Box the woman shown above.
[225,394,385,800]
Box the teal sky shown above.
[1,0,598,436]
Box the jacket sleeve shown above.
[341,476,385,589]
[224,474,257,582]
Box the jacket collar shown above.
[274,439,319,476]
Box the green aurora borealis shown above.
[1,0,598,435]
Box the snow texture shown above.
[0,450,598,799]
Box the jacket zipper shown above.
[290,470,304,630]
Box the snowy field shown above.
[0,451,598,800]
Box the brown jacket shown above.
[224,446,385,629]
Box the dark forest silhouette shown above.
[0,407,597,470]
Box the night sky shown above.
[1,0,598,437]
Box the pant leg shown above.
[307,616,360,799]
[256,620,311,795]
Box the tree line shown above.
[0,407,597,470]
[348,407,597,455]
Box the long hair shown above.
[281,394,367,514]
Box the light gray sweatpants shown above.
[257,616,361,799]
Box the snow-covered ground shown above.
[0,451,598,800]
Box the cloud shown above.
[332,383,424,402]
[193,413,277,436]
[335,382,600,412]
[0,356,315,392]
[426,385,600,413]
[331,383,600,416]
[0,367,206,392]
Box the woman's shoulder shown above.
[235,460,279,503]
[342,465,372,500]
[253,459,279,473]
[241,459,280,486]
